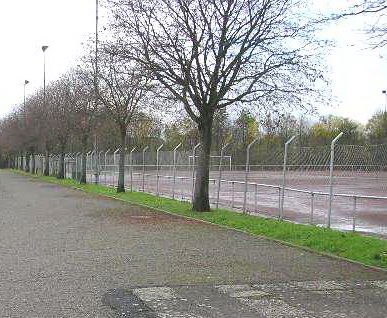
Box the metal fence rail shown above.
[16,135,387,236]
[70,158,387,235]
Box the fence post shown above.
[98,150,103,168]
[94,135,100,184]
[191,143,201,202]
[130,147,136,192]
[254,183,258,213]
[142,146,149,192]
[278,186,281,215]
[70,153,75,178]
[310,192,315,224]
[104,149,110,171]
[75,153,78,181]
[86,150,93,181]
[113,148,120,186]
[66,153,70,179]
[172,143,182,200]
[113,148,120,166]
[156,144,164,196]
[352,196,357,232]
[280,135,296,220]
[104,149,110,185]
[86,150,91,169]
[232,181,235,208]
[216,143,229,209]
[243,138,259,214]
[327,132,343,229]
[77,152,82,181]
[63,154,67,178]
[68,153,72,178]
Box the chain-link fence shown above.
[18,137,387,236]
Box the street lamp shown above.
[94,0,100,184]
[21,79,30,172]
[42,45,49,106]
[382,90,387,114]
[42,45,49,176]
[23,80,29,109]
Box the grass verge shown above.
[10,169,387,270]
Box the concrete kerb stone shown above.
[13,170,387,275]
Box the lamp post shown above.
[21,80,29,172]
[95,0,99,83]
[382,90,387,114]
[93,0,100,184]
[42,45,49,176]
[42,46,48,105]
[23,80,29,109]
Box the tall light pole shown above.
[382,90,387,114]
[94,0,100,184]
[42,46,49,107]
[23,80,29,109]
[21,80,29,172]
[42,45,49,176]
[95,0,98,75]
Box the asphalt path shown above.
[0,170,386,317]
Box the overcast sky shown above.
[0,0,386,124]
[0,0,96,117]
[319,3,387,124]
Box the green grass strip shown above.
[10,169,387,269]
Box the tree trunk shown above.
[44,149,50,176]
[25,152,30,172]
[193,117,213,211]
[80,151,87,183]
[117,128,126,193]
[57,150,65,179]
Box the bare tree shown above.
[0,112,25,169]
[95,42,152,192]
[107,0,327,211]
[36,87,56,177]
[23,92,46,174]
[0,91,48,173]
[48,76,76,179]
[332,1,387,48]
[68,67,97,184]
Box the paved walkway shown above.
[0,170,386,317]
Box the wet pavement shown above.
[0,170,386,317]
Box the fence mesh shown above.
[17,142,387,236]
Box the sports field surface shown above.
[86,167,387,236]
